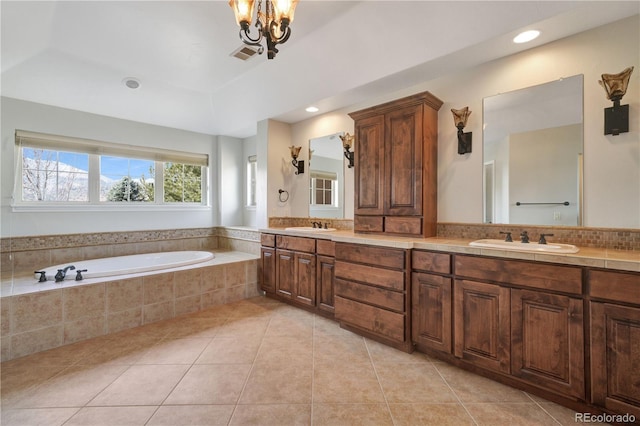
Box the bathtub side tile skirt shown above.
[0,227,262,361]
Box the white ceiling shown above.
[2,1,638,138]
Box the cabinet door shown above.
[294,252,316,307]
[591,302,640,419]
[384,104,423,216]
[260,247,276,294]
[511,289,584,399]
[275,249,295,300]
[354,115,385,215]
[454,279,510,373]
[412,272,452,354]
[317,255,335,314]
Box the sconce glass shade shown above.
[289,145,302,159]
[451,107,472,129]
[599,66,634,101]
[229,0,255,27]
[339,133,354,150]
[272,0,298,25]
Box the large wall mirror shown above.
[483,75,584,226]
[309,132,345,218]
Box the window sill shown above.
[12,204,211,213]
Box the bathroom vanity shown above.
[259,228,640,420]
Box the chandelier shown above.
[229,0,299,59]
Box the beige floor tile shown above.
[240,361,313,404]
[366,338,433,364]
[537,402,611,426]
[313,360,385,404]
[0,407,80,426]
[313,315,351,337]
[314,333,370,364]
[312,403,394,426]
[12,364,129,408]
[254,335,313,365]
[162,316,227,339]
[135,337,210,364]
[75,336,159,366]
[216,316,270,337]
[147,405,235,425]
[464,402,560,425]
[64,406,157,426]
[1,365,67,408]
[434,362,531,403]
[388,402,475,426]
[265,313,314,339]
[231,403,311,425]
[196,335,262,364]
[88,364,189,406]
[374,362,459,403]
[164,364,251,405]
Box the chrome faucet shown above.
[55,265,76,282]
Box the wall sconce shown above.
[289,146,304,174]
[451,107,472,155]
[339,133,355,168]
[599,66,634,136]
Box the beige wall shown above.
[285,15,639,229]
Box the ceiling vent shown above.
[230,45,259,61]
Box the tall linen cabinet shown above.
[349,91,443,237]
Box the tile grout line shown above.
[431,361,480,426]
[363,338,396,426]
[227,312,272,425]
[524,392,564,425]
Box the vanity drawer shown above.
[354,215,383,233]
[455,255,582,294]
[335,243,406,270]
[385,216,422,235]
[335,261,405,291]
[412,250,451,274]
[335,296,405,342]
[276,235,316,253]
[316,239,335,257]
[589,269,640,305]
[335,278,405,312]
[261,233,276,247]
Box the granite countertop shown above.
[260,228,640,273]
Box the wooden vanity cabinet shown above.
[334,242,412,352]
[589,269,640,419]
[349,91,442,238]
[411,250,453,354]
[316,239,336,317]
[454,255,585,398]
[260,234,276,294]
[275,235,316,307]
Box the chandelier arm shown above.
[269,24,291,45]
[239,27,263,45]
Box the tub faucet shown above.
[75,269,88,281]
[520,231,530,243]
[55,265,75,282]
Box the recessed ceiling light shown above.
[513,30,540,44]
[305,106,319,113]
[122,77,141,89]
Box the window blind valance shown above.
[15,130,209,166]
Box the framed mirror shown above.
[308,132,345,218]
[483,75,584,226]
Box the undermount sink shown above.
[469,239,579,253]
[284,226,337,232]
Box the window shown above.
[309,171,337,206]
[15,130,208,207]
[247,155,257,207]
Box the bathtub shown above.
[35,250,215,281]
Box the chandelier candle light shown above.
[229,0,299,59]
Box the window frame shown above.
[13,130,210,211]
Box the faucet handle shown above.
[499,231,513,242]
[75,269,88,281]
[538,233,554,245]
[34,271,47,282]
